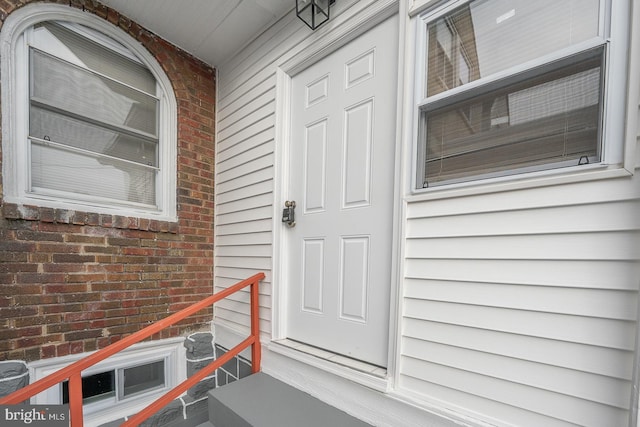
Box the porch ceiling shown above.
[99,0,293,66]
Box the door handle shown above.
[282,200,296,227]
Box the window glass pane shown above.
[423,54,602,185]
[31,142,156,206]
[30,107,157,167]
[62,371,115,405]
[34,22,156,95]
[120,361,165,399]
[31,49,158,136]
[427,0,600,96]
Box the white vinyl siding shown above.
[214,56,278,335]
[214,45,278,334]
[214,0,640,426]
[400,178,640,427]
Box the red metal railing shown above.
[0,272,266,427]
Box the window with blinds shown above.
[417,0,605,187]
[27,22,160,208]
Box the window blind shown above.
[28,22,159,207]
[423,55,602,185]
[420,0,603,187]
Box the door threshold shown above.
[278,339,387,376]
[267,339,389,392]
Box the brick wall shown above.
[0,0,216,362]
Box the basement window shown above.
[28,338,186,427]
[61,360,167,406]
[415,0,625,188]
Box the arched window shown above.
[1,5,177,220]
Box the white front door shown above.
[285,15,398,367]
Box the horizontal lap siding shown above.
[214,70,276,332]
[400,179,640,427]
[216,4,640,426]
[214,9,312,335]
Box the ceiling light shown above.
[296,0,334,30]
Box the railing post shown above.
[250,277,261,373]
[68,372,84,427]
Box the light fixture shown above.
[296,0,334,30]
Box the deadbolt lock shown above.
[282,200,296,227]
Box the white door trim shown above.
[271,0,402,382]
[279,0,399,76]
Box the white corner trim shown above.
[271,66,292,342]
[623,0,640,174]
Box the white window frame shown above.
[28,338,186,427]
[409,0,634,194]
[1,4,177,221]
[59,359,167,408]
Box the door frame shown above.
[271,0,403,382]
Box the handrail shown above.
[0,272,266,427]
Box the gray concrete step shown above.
[207,373,372,427]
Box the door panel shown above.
[302,238,325,313]
[343,99,373,208]
[340,235,370,322]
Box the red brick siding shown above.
[0,0,215,362]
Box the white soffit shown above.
[99,0,293,66]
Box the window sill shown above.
[2,202,178,234]
[408,164,632,203]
